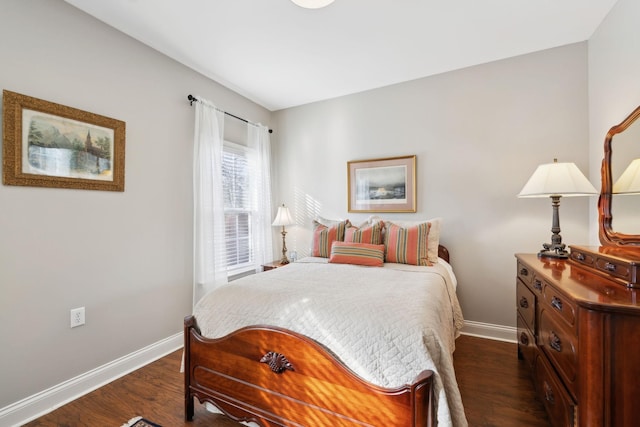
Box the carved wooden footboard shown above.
[184,316,434,426]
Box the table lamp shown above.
[272,204,294,264]
[518,159,597,258]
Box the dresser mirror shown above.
[598,104,640,246]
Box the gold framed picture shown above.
[2,90,125,191]
[347,155,416,213]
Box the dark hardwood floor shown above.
[453,336,549,426]
[23,335,550,426]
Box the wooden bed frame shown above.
[184,245,450,426]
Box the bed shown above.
[184,227,467,427]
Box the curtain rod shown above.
[187,95,273,134]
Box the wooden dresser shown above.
[515,253,640,427]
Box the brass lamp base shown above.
[279,226,290,264]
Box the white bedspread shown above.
[193,257,467,427]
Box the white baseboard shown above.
[461,320,517,343]
[0,333,183,427]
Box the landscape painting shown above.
[355,165,407,203]
[348,155,416,213]
[23,109,114,181]
[3,90,125,191]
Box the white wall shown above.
[588,0,640,242]
[0,0,271,410]
[273,43,592,329]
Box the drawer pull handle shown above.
[549,331,562,352]
[576,253,585,261]
[519,332,529,345]
[519,297,529,309]
[604,262,617,272]
[520,267,529,277]
[544,381,555,404]
[534,280,542,291]
[551,296,563,311]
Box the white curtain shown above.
[192,97,227,307]
[248,123,274,270]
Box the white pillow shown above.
[314,215,344,227]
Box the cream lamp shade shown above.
[613,158,640,195]
[518,159,597,259]
[272,205,294,227]
[272,204,294,264]
[291,0,335,8]
[518,160,598,198]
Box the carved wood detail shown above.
[260,351,294,373]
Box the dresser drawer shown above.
[534,353,576,427]
[539,309,578,399]
[542,283,576,330]
[531,276,544,295]
[517,314,537,370]
[517,260,533,286]
[517,279,536,332]
[594,257,637,284]
[569,247,596,267]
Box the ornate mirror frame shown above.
[598,104,640,246]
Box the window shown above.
[222,141,254,274]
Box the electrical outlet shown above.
[70,307,85,328]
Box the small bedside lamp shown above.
[518,159,597,259]
[272,204,294,264]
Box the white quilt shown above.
[193,257,467,427]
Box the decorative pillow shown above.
[314,215,343,227]
[382,217,441,264]
[329,242,385,267]
[384,221,432,266]
[311,219,348,258]
[344,220,384,244]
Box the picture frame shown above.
[2,90,125,191]
[347,155,416,213]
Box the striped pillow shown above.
[329,242,385,267]
[384,222,432,266]
[311,220,347,258]
[344,220,384,244]
[383,218,441,264]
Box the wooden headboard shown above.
[438,245,450,263]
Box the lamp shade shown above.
[613,158,640,195]
[518,160,597,198]
[291,0,334,8]
[272,205,294,227]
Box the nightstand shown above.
[262,261,286,272]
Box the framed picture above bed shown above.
[2,90,126,191]
[347,155,416,213]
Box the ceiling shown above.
[63,0,618,111]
